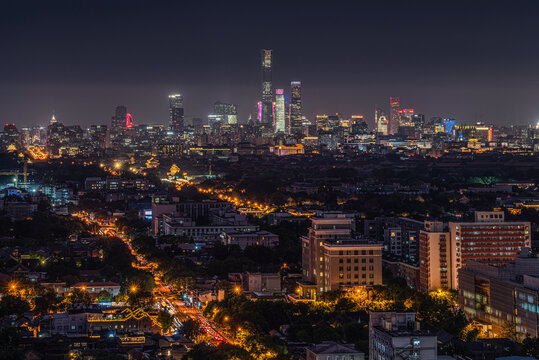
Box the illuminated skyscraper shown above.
[111,105,127,132]
[169,94,184,131]
[443,118,456,134]
[316,115,329,131]
[260,49,273,127]
[375,106,388,135]
[389,97,400,135]
[274,89,285,133]
[213,101,238,125]
[290,81,302,134]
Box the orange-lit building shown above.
[449,211,530,289]
[271,144,304,156]
[419,212,531,292]
[301,213,382,295]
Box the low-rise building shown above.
[221,230,279,249]
[369,312,438,360]
[306,342,365,360]
[383,259,420,290]
[70,282,121,297]
[240,272,281,293]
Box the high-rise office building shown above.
[169,94,184,132]
[290,81,302,134]
[443,119,456,134]
[274,89,286,133]
[111,105,127,132]
[411,113,425,133]
[375,106,388,135]
[389,97,400,135]
[448,211,530,289]
[316,115,329,131]
[213,101,238,125]
[260,50,273,127]
[418,211,531,292]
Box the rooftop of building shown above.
[322,239,383,248]
[71,282,120,288]
[307,341,363,355]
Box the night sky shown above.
[2,0,539,128]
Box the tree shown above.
[97,290,112,303]
[521,336,539,358]
[460,322,481,342]
[0,295,30,316]
[182,319,203,340]
[157,310,173,334]
[499,321,517,341]
[115,293,129,303]
[33,290,60,315]
[66,288,92,305]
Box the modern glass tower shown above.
[169,94,184,131]
[111,105,127,132]
[274,89,285,133]
[375,106,389,135]
[389,97,400,135]
[290,81,302,134]
[213,101,238,125]
[261,49,273,127]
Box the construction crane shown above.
[0,159,28,189]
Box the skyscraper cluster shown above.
[259,49,303,136]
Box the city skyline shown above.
[2,1,539,357]
[3,1,539,127]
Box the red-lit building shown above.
[418,212,531,293]
[449,211,531,289]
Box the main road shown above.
[72,211,232,345]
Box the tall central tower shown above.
[261,49,274,127]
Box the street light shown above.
[130,285,138,294]
[234,286,241,293]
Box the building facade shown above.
[290,81,302,134]
[260,49,273,130]
[274,89,286,133]
[449,211,531,289]
[459,256,539,339]
[169,94,184,132]
[302,213,382,293]
[369,312,437,360]
[389,97,400,135]
[418,221,451,292]
[111,105,127,133]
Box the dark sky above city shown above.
[2,0,539,127]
